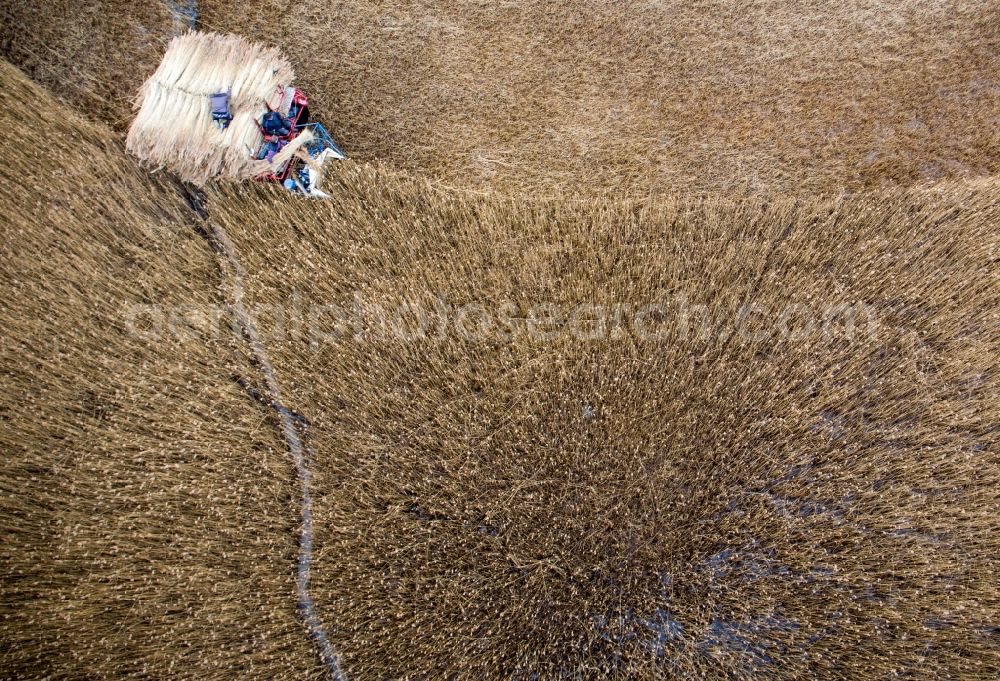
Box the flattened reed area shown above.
[0,1,179,127]
[208,167,1000,677]
[202,0,1000,195]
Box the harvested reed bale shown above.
[126,31,295,185]
[0,59,327,679]
[207,166,1000,679]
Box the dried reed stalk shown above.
[250,127,317,179]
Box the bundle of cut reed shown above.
[125,31,295,185]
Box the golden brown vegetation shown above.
[1,3,1000,678]
[205,164,1000,677]
[199,0,1000,196]
[0,60,331,679]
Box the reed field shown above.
[0,1,180,127]
[0,0,999,679]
